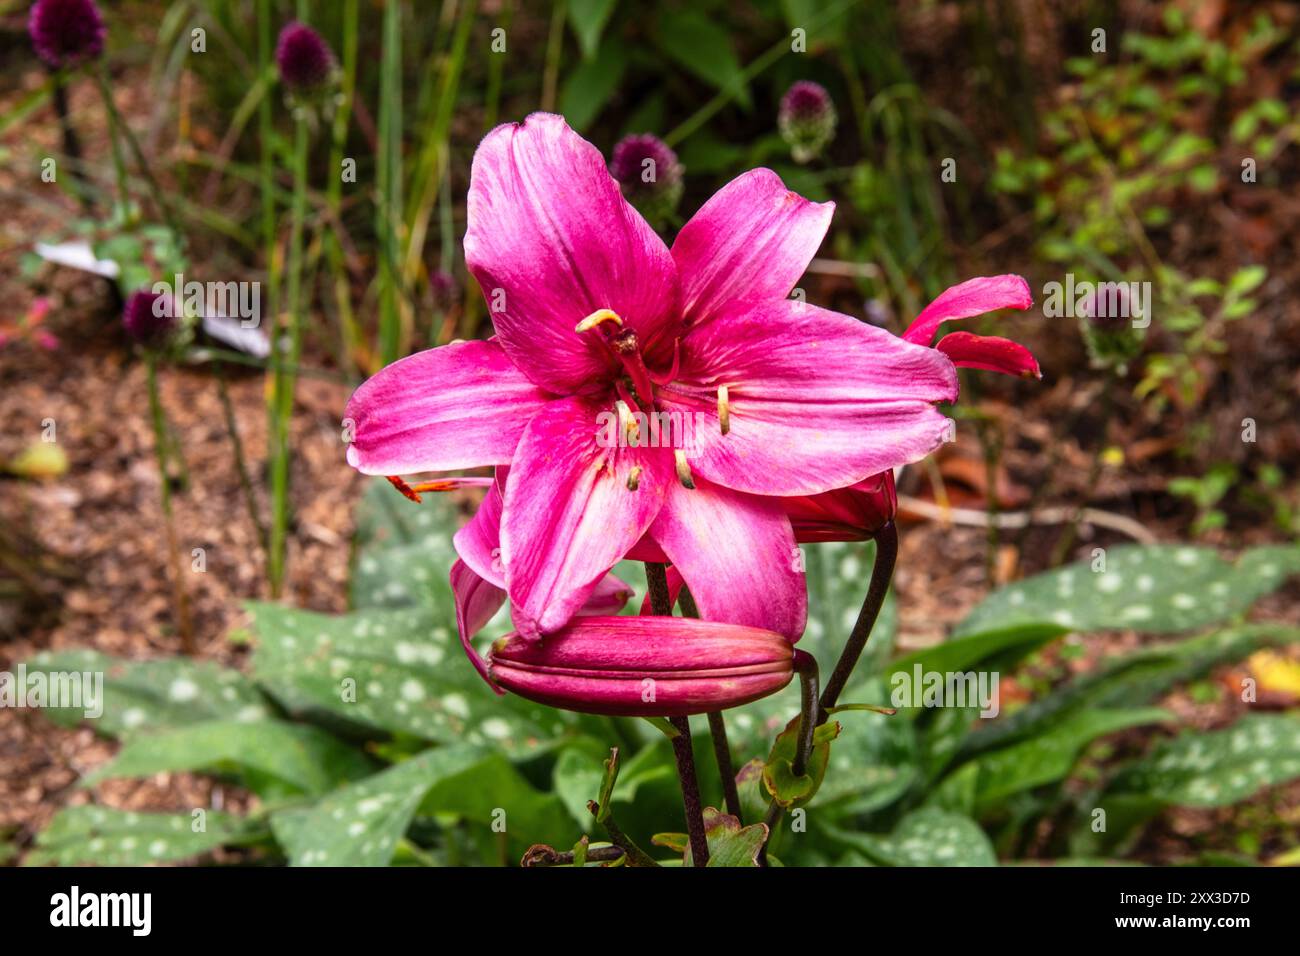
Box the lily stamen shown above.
[674,450,695,490]
[718,385,731,435]
[574,308,623,333]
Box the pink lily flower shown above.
[346,113,960,642]
[488,616,794,717]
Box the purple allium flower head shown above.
[429,270,459,310]
[779,80,837,163]
[275,21,334,92]
[609,134,683,228]
[123,289,177,347]
[28,0,106,68]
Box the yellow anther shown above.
[674,450,695,490]
[718,385,731,435]
[575,308,623,333]
[616,399,639,442]
[626,466,642,491]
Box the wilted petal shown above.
[659,300,957,496]
[935,331,1041,379]
[501,396,671,638]
[648,477,806,642]
[581,574,636,615]
[488,616,794,717]
[345,339,551,475]
[464,112,680,393]
[671,168,833,327]
[902,274,1033,345]
[785,470,897,543]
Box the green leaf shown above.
[952,708,1173,811]
[19,649,271,739]
[654,12,750,110]
[560,41,628,131]
[270,744,492,866]
[87,719,374,797]
[827,809,997,867]
[26,806,264,866]
[350,479,462,611]
[690,808,767,867]
[248,602,571,754]
[567,0,618,60]
[960,625,1300,759]
[955,544,1300,639]
[814,679,918,813]
[763,718,839,808]
[1106,714,1300,807]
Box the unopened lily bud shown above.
[28,0,105,69]
[488,616,793,717]
[610,134,683,229]
[122,289,177,348]
[784,470,896,543]
[275,21,335,93]
[779,81,837,164]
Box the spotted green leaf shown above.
[25,806,264,866]
[86,719,374,797]
[826,808,997,867]
[685,809,767,867]
[17,649,270,740]
[956,544,1300,638]
[270,744,492,866]
[247,601,573,754]
[1106,714,1300,807]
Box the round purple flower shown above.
[275,21,335,92]
[123,289,177,347]
[28,0,106,69]
[609,134,683,228]
[779,80,837,163]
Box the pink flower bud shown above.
[488,616,794,717]
[784,471,897,543]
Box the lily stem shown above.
[792,650,820,778]
[818,521,898,721]
[645,562,709,866]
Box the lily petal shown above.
[902,274,1033,345]
[659,300,958,496]
[452,475,506,587]
[345,339,550,475]
[785,470,897,543]
[464,112,680,394]
[935,331,1041,379]
[648,477,806,642]
[501,396,670,638]
[671,168,833,327]
[451,558,507,692]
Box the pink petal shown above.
[785,470,897,543]
[581,574,636,615]
[452,476,507,587]
[464,112,680,394]
[671,168,833,327]
[648,478,806,642]
[901,274,1033,345]
[501,396,671,638]
[658,300,958,496]
[345,339,551,475]
[935,332,1041,379]
[451,558,507,692]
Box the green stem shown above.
[213,360,267,557]
[268,114,309,597]
[145,355,195,654]
[818,522,898,721]
[678,586,743,822]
